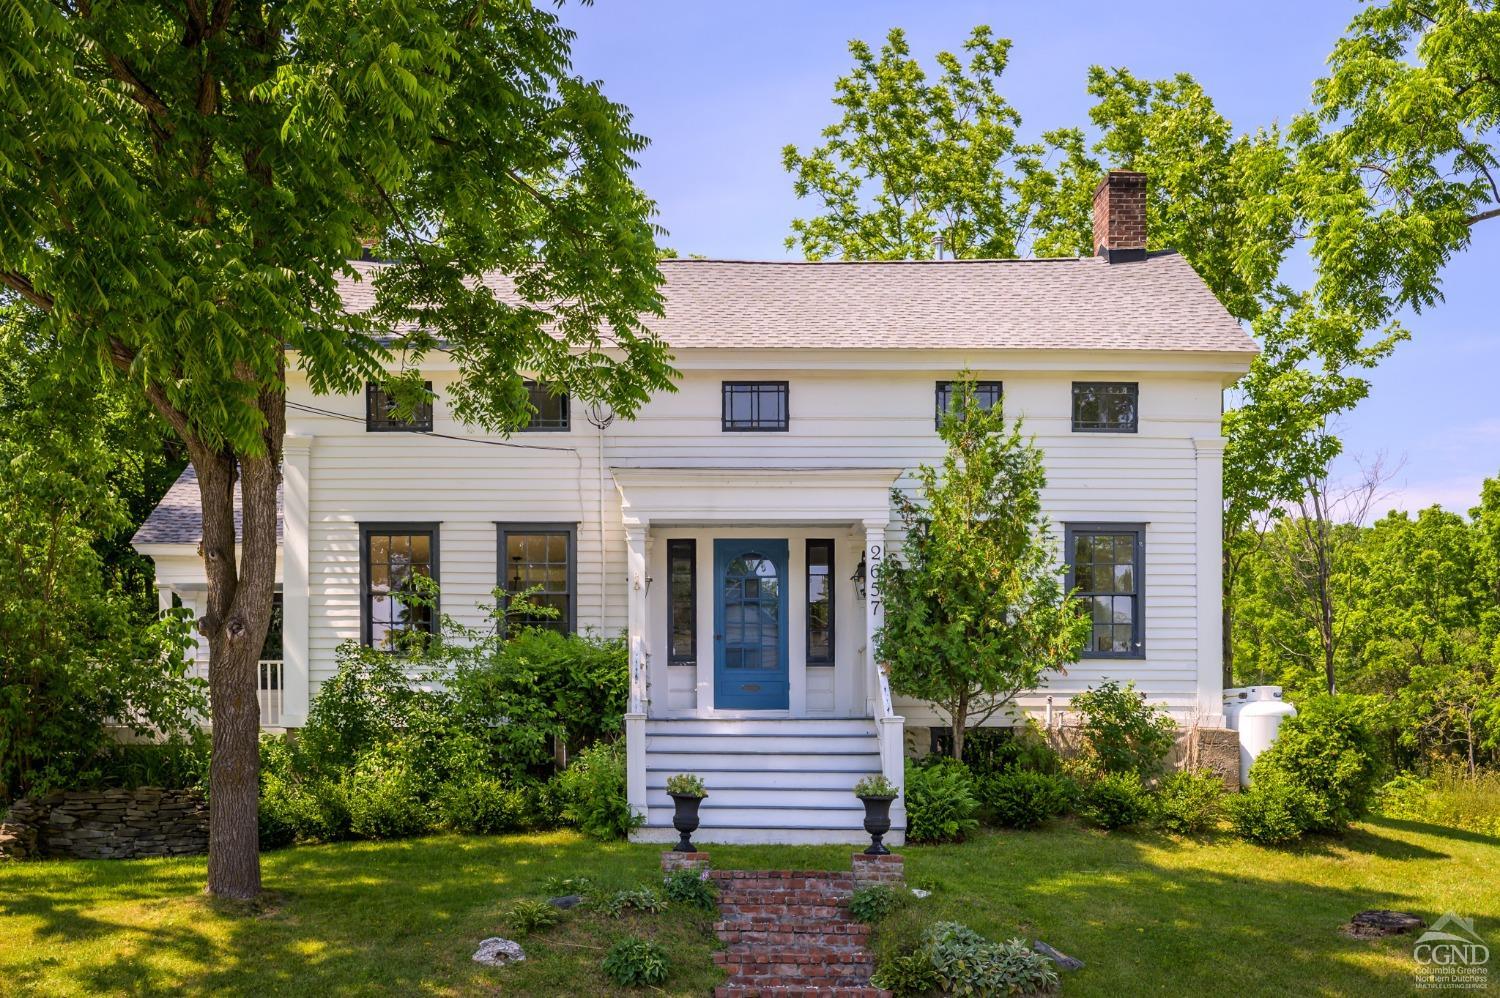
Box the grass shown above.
[1,817,1497,996]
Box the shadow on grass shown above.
[1368,813,1500,847]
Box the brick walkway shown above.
[709,870,889,997]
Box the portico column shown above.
[281,433,313,728]
[1193,436,1227,726]
[623,520,649,822]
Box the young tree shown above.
[1,1,674,897]
[874,381,1089,762]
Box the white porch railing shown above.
[258,659,284,728]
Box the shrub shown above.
[1072,679,1178,778]
[1227,775,1319,845]
[662,869,715,911]
[664,773,706,797]
[344,754,429,840]
[953,720,1062,778]
[921,922,1058,996]
[849,884,902,923]
[1079,772,1150,830]
[434,775,539,835]
[904,758,979,843]
[543,874,597,897]
[1152,770,1225,835]
[601,937,669,987]
[257,771,302,850]
[1249,695,1383,832]
[505,898,560,936]
[555,740,640,840]
[872,951,940,996]
[978,771,1073,829]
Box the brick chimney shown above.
[1092,170,1147,263]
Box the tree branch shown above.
[0,271,53,310]
[1466,206,1500,226]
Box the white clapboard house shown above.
[134,172,1256,844]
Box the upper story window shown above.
[935,380,1002,429]
[362,525,438,650]
[722,381,789,432]
[522,380,569,431]
[499,523,576,633]
[366,381,433,432]
[1072,382,1138,433]
[667,539,696,666]
[806,539,835,666]
[1065,524,1143,658]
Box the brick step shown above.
[711,870,855,883]
[715,920,871,940]
[717,891,852,907]
[713,955,876,985]
[716,987,889,997]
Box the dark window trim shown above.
[495,522,578,634]
[1063,522,1145,659]
[806,538,836,666]
[365,381,434,432]
[359,522,441,648]
[935,380,1003,429]
[1071,381,1139,434]
[666,538,697,666]
[721,380,790,432]
[520,379,570,432]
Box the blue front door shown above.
[713,539,790,710]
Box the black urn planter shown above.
[670,793,705,852]
[858,794,897,855]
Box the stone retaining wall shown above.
[0,788,207,860]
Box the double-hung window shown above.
[667,539,696,666]
[806,539,835,666]
[498,524,576,633]
[1065,524,1144,658]
[722,381,789,432]
[934,380,1002,429]
[521,380,569,431]
[362,525,439,650]
[366,381,434,432]
[1071,382,1138,433]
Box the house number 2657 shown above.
[868,542,883,613]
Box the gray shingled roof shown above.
[132,465,284,547]
[337,252,1256,354]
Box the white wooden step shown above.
[649,732,878,754]
[646,751,881,772]
[646,787,867,809]
[635,825,880,846]
[645,718,877,737]
[646,770,867,792]
[647,805,867,828]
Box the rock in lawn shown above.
[1342,910,1425,939]
[472,937,526,967]
[1033,940,1085,971]
[910,888,931,899]
[547,894,584,910]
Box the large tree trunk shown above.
[950,690,969,762]
[191,392,284,900]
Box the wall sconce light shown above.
[851,554,867,601]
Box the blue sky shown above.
[559,1,1498,516]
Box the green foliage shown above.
[1374,767,1500,837]
[542,875,597,898]
[876,378,1089,761]
[90,738,211,794]
[956,720,1061,779]
[849,884,903,924]
[664,774,706,798]
[591,887,667,918]
[1152,770,1226,835]
[1072,680,1179,778]
[1227,776,1320,846]
[601,937,670,988]
[978,771,1074,829]
[852,774,898,798]
[918,922,1059,997]
[0,339,203,804]
[344,753,429,841]
[435,776,541,836]
[661,869,716,911]
[505,899,560,937]
[872,950,942,997]
[1079,772,1151,830]
[1249,696,1385,832]
[555,741,639,841]
[903,758,980,843]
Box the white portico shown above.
[612,467,908,844]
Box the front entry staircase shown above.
[639,718,903,845]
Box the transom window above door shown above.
[722,381,789,432]
[498,524,576,633]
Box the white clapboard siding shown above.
[290,361,1223,717]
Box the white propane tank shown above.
[1222,686,1297,786]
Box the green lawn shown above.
[1,817,1496,996]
